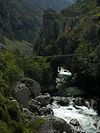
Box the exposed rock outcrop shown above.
[38,115,73,133]
[14,83,31,108]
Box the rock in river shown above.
[70,119,80,127]
[36,93,51,106]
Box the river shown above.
[51,100,100,133]
[50,67,100,133]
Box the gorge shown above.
[0,0,100,133]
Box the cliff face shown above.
[43,10,59,42]
[34,9,63,55]
[35,0,100,94]
[0,0,37,41]
[0,0,75,42]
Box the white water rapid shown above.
[51,100,100,133]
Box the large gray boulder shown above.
[38,115,73,133]
[14,83,31,107]
[21,78,41,97]
[36,93,51,106]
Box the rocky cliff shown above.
[0,0,75,42]
[35,0,100,95]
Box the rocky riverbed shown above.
[12,68,100,133]
[49,67,100,133]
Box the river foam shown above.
[51,101,100,133]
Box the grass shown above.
[4,37,33,56]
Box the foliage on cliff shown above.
[0,93,45,133]
[35,0,100,94]
[0,50,49,132]
[0,0,74,43]
[0,49,53,96]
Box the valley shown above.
[0,0,100,133]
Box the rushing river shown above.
[50,67,100,133]
[51,100,100,133]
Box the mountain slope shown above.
[0,0,75,43]
[35,0,100,94]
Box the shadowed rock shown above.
[36,93,51,106]
[14,83,31,108]
[21,78,41,97]
[38,115,73,133]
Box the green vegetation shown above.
[4,37,33,56]
[0,93,45,133]
[0,51,24,95]
[0,0,99,132]
[0,50,53,95]
[35,0,100,94]
[0,48,51,133]
[0,0,73,46]
[18,56,52,89]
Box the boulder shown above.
[28,99,53,116]
[38,115,73,133]
[36,93,51,106]
[84,100,90,109]
[57,97,69,106]
[90,99,97,109]
[94,117,100,129]
[53,97,69,106]
[21,78,41,97]
[14,83,31,107]
[73,97,84,106]
[70,119,82,132]
[39,107,54,116]
[70,119,80,127]
[28,99,41,114]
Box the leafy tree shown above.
[0,51,24,90]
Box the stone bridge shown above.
[33,54,73,78]
[33,54,73,68]
[47,54,73,77]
